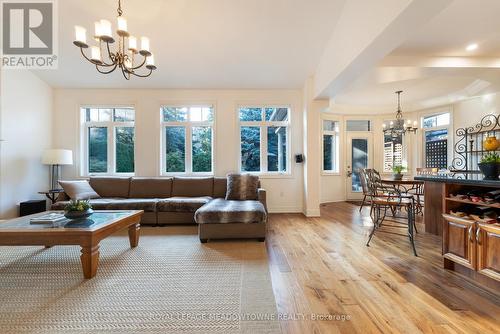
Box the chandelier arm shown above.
[120,65,131,80]
[79,47,111,66]
[96,63,118,74]
[129,55,147,70]
[129,67,153,78]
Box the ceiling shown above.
[332,0,500,110]
[33,0,346,89]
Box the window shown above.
[322,120,340,173]
[161,106,214,174]
[383,130,404,173]
[346,120,371,132]
[422,112,450,169]
[81,107,135,175]
[238,106,290,173]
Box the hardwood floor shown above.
[266,202,500,334]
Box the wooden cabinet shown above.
[442,214,476,270]
[443,214,500,283]
[477,223,500,281]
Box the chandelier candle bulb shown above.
[94,21,102,38]
[128,36,137,52]
[74,26,88,47]
[117,16,129,36]
[140,37,151,55]
[90,46,102,63]
[383,123,387,129]
[100,19,113,39]
[146,53,156,70]
[413,120,418,127]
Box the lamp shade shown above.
[41,149,73,165]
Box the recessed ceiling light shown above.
[466,43,478,51]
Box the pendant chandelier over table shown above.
[73,0,157,80]
[382,90,418,139]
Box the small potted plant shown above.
[392,165,405,180]
[64,199,94,219]
[478,152,500,180]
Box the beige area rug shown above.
[0,226,281,334]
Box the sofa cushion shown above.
[89,177,131,198]
[172,177,214,197]
[58,180,100,200]
[194,198,267,224]
[157,197,212,213]
[225,174,259,200]
[129,177,172,198]
[52,198,156,212]
[213,177,227,198]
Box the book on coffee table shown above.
[30,213,66,224]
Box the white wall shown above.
[53,88,304,213]
[0,70,53,218]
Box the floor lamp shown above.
[42,149,73,191]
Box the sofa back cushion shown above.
[129,177,173,198]
[225,173,259,200]
[59,180,100,200]
[89,177,131,198]
[172,177,214,197]
[213,177,227,198]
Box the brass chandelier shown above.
[73,0,156,80]
[383,91,418,139]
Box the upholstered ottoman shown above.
[194,198,267,243]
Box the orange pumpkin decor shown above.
[483,134,500,151]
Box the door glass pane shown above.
[192,127,212,172]
[241,126,260,171]
[267,126,287,172]
[115,127,135,173]
[351,138,368,192]
[88,127,108,173]
[165,127,186,172]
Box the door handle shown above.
[468,226,473,242]
[476,227,481,245]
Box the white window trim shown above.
[321,115,341,175]
[80,106,136,176]
[160,105,215,176]
[237,105,292,176]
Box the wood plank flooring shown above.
[266,202,500,334]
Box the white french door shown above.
[345,132,373,200]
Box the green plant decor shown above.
[64,199,92,212]
[479,152,500,164]
[392,165,406,174]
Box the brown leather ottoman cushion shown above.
[129,177,173,198]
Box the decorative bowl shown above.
[64,208,94,220]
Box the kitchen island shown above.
[414,174,500,291]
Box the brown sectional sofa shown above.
[52,177,267,232]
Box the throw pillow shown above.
[59,180,100,200]
[225,173,259,200]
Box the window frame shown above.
[321,116,341,175]
[80,106,136,176]
[420,110,453,169]
[237,105,291,176]
[160,104,215,176]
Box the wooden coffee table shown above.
[0,210,143,279]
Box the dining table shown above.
[380,177,425,215]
